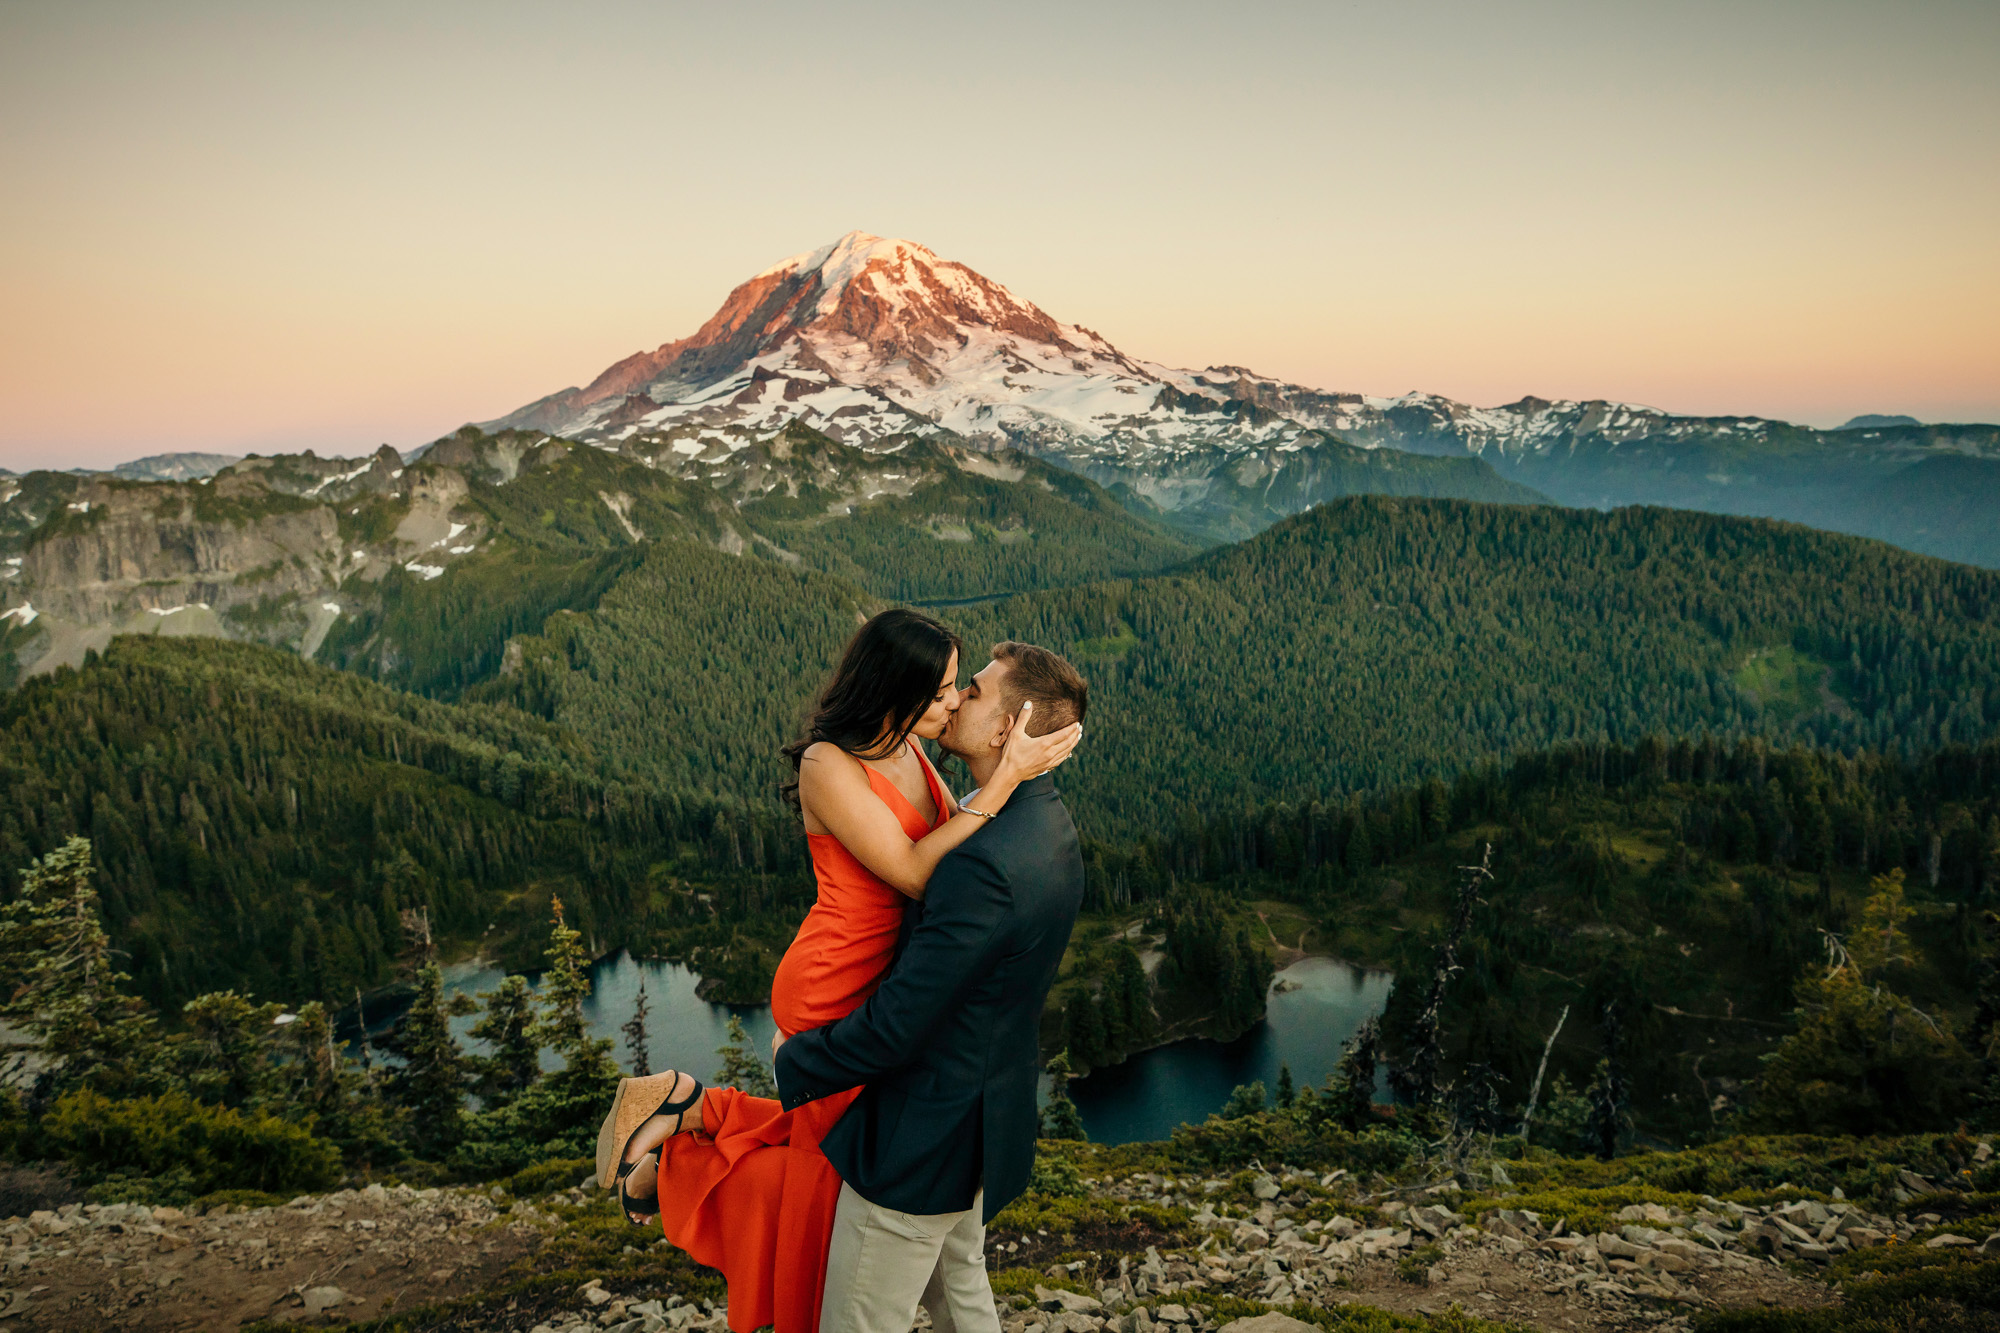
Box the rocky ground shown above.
[7,1160,1990,1332]
[3,1184,543,1330]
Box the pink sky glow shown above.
[2,1,1995,472]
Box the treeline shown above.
[0,637,807,1009]
[1082,734,2000,910]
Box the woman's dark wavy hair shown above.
[781,608,962,809]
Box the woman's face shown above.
[905,649,962,741]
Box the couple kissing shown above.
[595,608,1091,1333]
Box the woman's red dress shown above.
[655,743,947,1333]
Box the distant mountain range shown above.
[3,230,1997,687]
[484,230,1999,562]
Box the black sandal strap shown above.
[652,1075,705,1119]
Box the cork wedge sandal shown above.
[594,1070,705,1226]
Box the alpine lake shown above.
[426,952,1394,1145]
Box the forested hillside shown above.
[1085,735,2000,1141]
[311,429,1197,701]
[479,496,2000,840]
[744,435,1198,601]
[0,638,806,1010]
[949,498,2000,836]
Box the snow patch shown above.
[304,461,374,496]
[147,603,211,616]
[1,602,36,625]
[322,602,341,615]
[404,562,445,580]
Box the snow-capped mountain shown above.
[484,230,1998,560]
[485,231,1311,462]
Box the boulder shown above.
[1216,1315,1318,1333]
[302,1286,347,1316]
[1035,1288,1104,1314]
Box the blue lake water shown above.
[1068,956,1396,1143]
[430,951,1393,1145]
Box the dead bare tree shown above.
[1390,842,1494,1126]
[1518,1003,1571,1142]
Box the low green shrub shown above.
[501,1156,595,1198]
[1200,1294,1532,1332]
[989,1191,1190,1242]
[1398,1242,1444,1283]
[1696,1234,2000,1332]
[39,1088,340,1202]
[192,1188,291,1212]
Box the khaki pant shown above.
[819,1182,1001,1333]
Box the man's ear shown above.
[990,710,1015,750]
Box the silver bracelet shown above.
[960,803,996,821]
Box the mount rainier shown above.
[486,230,2000,562]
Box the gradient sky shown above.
[3,0,1996,471]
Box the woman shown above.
[593,608,1081,1333]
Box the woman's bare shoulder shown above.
[799,742,865,787]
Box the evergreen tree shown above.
[386,962,476,1156]
[533,898,600,1062]
[1532,1073,1591,1151]
[1582,1002,1629,1160]
[623,979,653,1077]
[278,1000,393,1164]
[1220,1080,1268,1120]
[1275,1063,1296,1109]
[1748,871,1975,1133]
[1451,1061,1508,1138]
[1319,1017,1381,1131]
[451,897,619,1176]
[1971,909,2000,1126]
[713,1015,775,1097]
[0,837,157,1105]
[1038,1050,1086,1141]
[1110,944,1155,1045]
[1065,991,1108,1068]
[469,974,543,1105]
[179,990,285,1109]
[1390,845,1493,1130]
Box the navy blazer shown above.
[774,773,1082,1222]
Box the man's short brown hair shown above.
[991,641,1089,736]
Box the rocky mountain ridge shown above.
[0,421,1197,684]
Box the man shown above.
[774,641,1090,1333]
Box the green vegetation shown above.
[0,843,627,1202]
[321,544,644,697]
[750,436,1198,601]
[0,636,804,1011]
[1732,643,1839,725]
[1115,735,2000,1142]
[946,498,2000,838]
[468,537,874,802]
